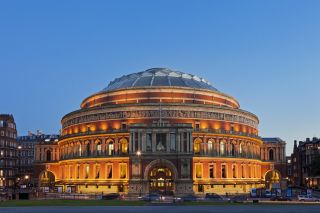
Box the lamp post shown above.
[17,146,22,179]
[136,151,142,197]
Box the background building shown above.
[16,131,59,187]
[261,138,287,190]
[0,114,18,188]
[291,138,320,189]
[34,68,283,195]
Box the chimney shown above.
[306,138,310,142]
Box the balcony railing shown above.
[194,151,261,160]
[59,151,129,160]
[194,129,261,140]
[60,129,128,140]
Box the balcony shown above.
[59,150,129,161]
[60,129,129,140]
[193,128,261,140]
[193,151,261,160]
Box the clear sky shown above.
[1,0,319,155]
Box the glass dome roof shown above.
[102,68,218,92]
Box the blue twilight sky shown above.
[0,0,320,155]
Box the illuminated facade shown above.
[34,68,281,195]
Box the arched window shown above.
[194,139,201,155]
[46,150,51,161]
[220,141,226,156]
[108,142,114,156]
[96,141,102,155]
[239,143,243,155]
[207,140,213,155]
[269,149,274,161]
[78,144,82,157]
[120,138,128,154]
[230,143,235,156]
[86,143,90,156]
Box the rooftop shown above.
[102,68,218,92]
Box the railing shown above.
[194,129,261,140]
[194,151,261,160]
[60,130,129,140]
[59,152,129,160]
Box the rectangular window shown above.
[76,165,80,179]
[183,133,187,152]
[134,133,139,152]
[106,164,113,179]
[95,165,100,179]
[221,165,226,178]
[156,133,166,152]
[195,163,202,179]
[69,165,73,179]
[146,133,152,152]
[85,165,89,179]
[119,164,127,179]
[242,165,245,178]
[170,133,176,151]
[209,164,215,178]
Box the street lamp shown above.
[136,151,142,196]
[306,177,309,188]
[17,146,22,178]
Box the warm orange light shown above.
[242,126,247,133]
[90,125,96,131]
[200,122,208,129]
[112,122,120,130]
[81,125,87,133]
[224,123,230,131]
[100,123,108,131]
[213,122,220,130]
[73,127,79,134]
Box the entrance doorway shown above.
[149,167,174,195]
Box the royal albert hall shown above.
[35,68,275,195]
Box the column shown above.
[129,133,132,153]
[115,137,119,155]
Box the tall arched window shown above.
[207,140,213,155]
[230,143,235,156]
[78,144,82,157]
[86,143,90,156]
[96,141,102,155]
[108,142,114,156]
[194,139,201,155]
[220,141,226,156]
[120,138,128,154]
[269,149,274,161]
[239,143,243,155]
[46,150,51,161]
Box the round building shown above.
[36,68,273,195]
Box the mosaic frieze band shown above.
[62,110,258,129]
